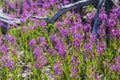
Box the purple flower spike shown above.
[96,41,106,53]
[107,18,116,27]
[33,46,42,58]
[37,36,47,47]
[6,59,14,67]
[35,56,47,68]
[55,40,67,57]
[50,33,57,42]
[22,26,28,31]
[90,33,97,42]
[54,63,62,74]
[29,39,36,48]
[70,68,79,78]
[83,24,91,32]
[84,42,92,51]
[6,34,17,44]
[48,48,55,56]
[110,64,116,71]
[0,45,9,52]
[99,11,107,20]
[59,28,69,36]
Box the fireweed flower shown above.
[37,36,47,47]
[12,48,18,54]
[73,21,82,30]
[32,2,38,9]
[6,59,14,70]
[22,26,28,32]
[1,59,14,70]
[110,64,117,71]
[21,10,31,22]
[29,39,36,48]
[33,46,42,58]
[116,28,120,37]
[71,56,80,66]
[71,56,77,63]
[86,12,95,23]
[0,21,3,26]
[54,63,63,74]
[56,3,61,9]
[23,1,30,10]
[70,22,82,35]
[107,18,116,27]
[10,37,16,44]
[83,24,91,32]
[99,11,107,20]
[70,27,78,35]
[36,8,48,16]
[50,33,57,41]
[73,33,83,47]
[29,26,35,30]
[33,19,41,28]
[55,40,67,57]
[6,1,15,9]
[7,24,13,29]
[6,34,17,44]
[50,33,58,45]
[110,28,117,39]
[35,56,47,68]
[115,56,120,72]
[39,21,47,29]
[98,27,105,36]
[116,56,120,64]
[73,38,80,47]
[112,7,120,17]
[55,22,63,28]
[106,12,117,27]
[59,28,70,37]
[70,56,79,78]
[48,48,55,56]
[43,2,51,8]
[66,13,73,19]
[95,74,101,80]
[1,52,10,60]
[74,33,83,40]
[49,0,55,5]
[0,36,3,44]
[109,13,118,19]
[96,41,106,53]
[22,10,29,18]
[84,42,92,51]
[70,68,79,78]
[63,19,72,25]
[16,8,20,14]
[63,0,69,5]
[0,45,9,52]
[89,33,97,43]
[5,34,13,41]
[110,56,120,72]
